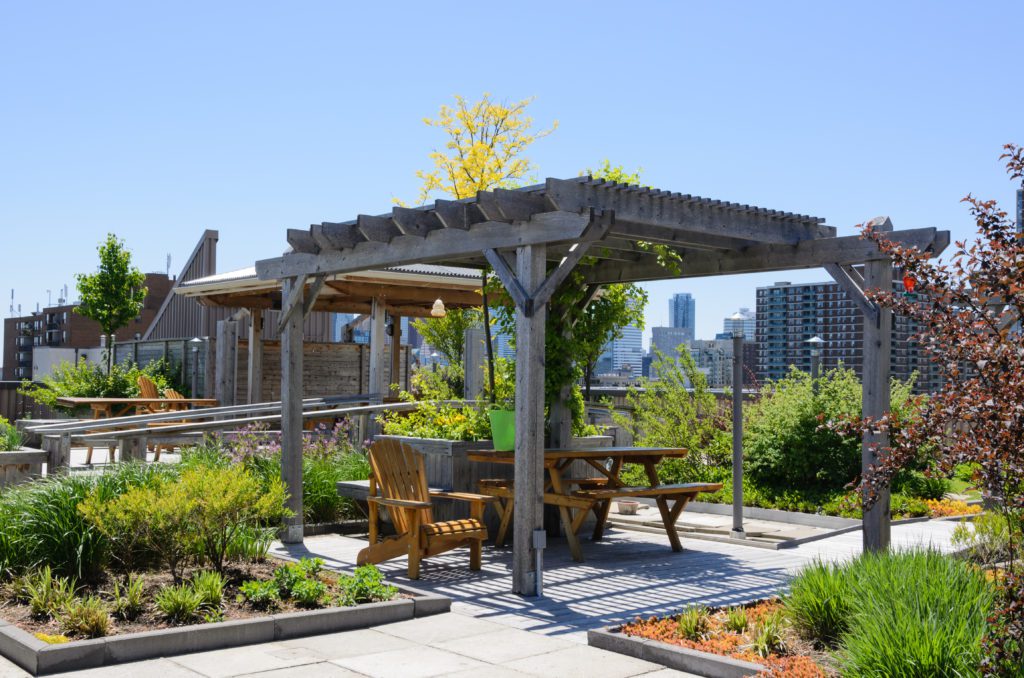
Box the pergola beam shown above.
[258,211,589,281]
[582,227,949,284]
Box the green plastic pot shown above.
[488,409,516,451]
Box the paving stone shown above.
[435,627,576,663]
[444,666,536,678]
[331,645,488,678]
[168,641,322,678]
[50,657,204,677]
[373,612,505,645]
[501,644,662,678]
[232,664,366,678]
[280,628,415,661]
[0,657,28,678]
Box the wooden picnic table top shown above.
[467,447,688,462]
[56,397,218,406]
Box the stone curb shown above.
[587,627,765,678]
[1,592,448,675]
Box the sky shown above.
[2,1,1022,358]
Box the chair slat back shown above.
[163,388,189,411]
[368,439,432,532]
[137,376,160,399]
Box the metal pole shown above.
[730,331,745,539]
[191,347,200,397]
[811,350,820,395]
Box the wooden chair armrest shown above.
[429,490,499,503]
[367,497,433,509]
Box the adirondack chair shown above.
[357,439,495,579]
[149,388,190,461]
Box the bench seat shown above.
[573,482,723,500]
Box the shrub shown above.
[155,584,204,624]
[676,605,710,641]
[272,558,324,598]
[225,525,275,563]
[0,417,23,451]
[291,578,328,608]
[337,564,398,606]
[952,513,1014,565]
[110,574,145,621]
[893,469,950,500]
[80,475,196,580]
[61,596,111,638]
[19,358,183,410]
[612,350,731,485]
[786,560,851,647]
[238,580,279,610]
[792,549,993,676]
[191,571,226,609]
[752,610,787,658]
[178,465,288,572]
[724,607,748,634]
[82,464,288,578]
[24,567,77,620]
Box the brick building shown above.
[2,273,172,380]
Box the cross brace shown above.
[485,212,613,316]
[823,263,880,326]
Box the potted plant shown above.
[487,397,515,452]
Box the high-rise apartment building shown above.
[668,293,696,341]
[755,279,939,392]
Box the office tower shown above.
[668,293,696,341]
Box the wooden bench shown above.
[573,483,723,551]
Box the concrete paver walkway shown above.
[0,613,696,678]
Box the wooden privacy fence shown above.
[0,382,56,422]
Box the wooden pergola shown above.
[176,265,482,405]
[256,177,950,595]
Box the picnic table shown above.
[55,397,219,419]
[467,447,722,562]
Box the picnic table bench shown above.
[468,447,722,561]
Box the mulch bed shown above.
[621,600,836,677]
[0,559,409,640]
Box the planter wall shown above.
[0,449,47,489]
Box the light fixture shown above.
[805,335,825,357]
[431,298,446,318]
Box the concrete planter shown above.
[0,449,47,489]
[588,626,765,677]
[0,585,449,675]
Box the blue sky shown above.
[2,1,1022,355]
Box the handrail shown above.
[63,400,481,441]
[26,394,379,434]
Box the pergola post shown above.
[367,298,387,435]
[214,319,238,407]
[862,255,893,551]
[389,314,402,399]
[280,276,305,544]
[512,244,547,596]
[247,308,263,404]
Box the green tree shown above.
[575,285,647,401]
[411,308,481,367]
[611,348,731,484]
[75,234,147,339]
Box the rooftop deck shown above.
[272,520,961,643]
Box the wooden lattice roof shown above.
[256,176,948,284]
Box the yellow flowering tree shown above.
[414,94,557,203]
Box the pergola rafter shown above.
[254,176,951,596]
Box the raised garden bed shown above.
[589,600,828,677]
[0,559,448,675]
[0,449,47,489]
